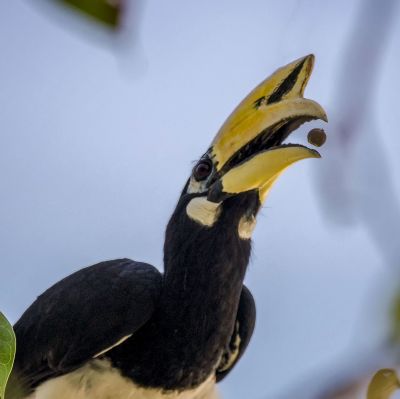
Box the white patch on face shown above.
[186,197,221,227]
[93,334,133,358]
[187,177,208,195]
[28,359,220,399]
[238,215,256,240]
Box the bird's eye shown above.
[193,160,212,181]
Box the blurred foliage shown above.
[0,313,15,399]
[367,369,400,399]
[390,291,400,343]
[57,0,122,28]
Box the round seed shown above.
[307,128,326,147]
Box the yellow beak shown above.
[207,54,327,203]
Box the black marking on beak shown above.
[253,58,307,109]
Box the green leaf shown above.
[367,369,400,399]
[0,313,15,399]
[57,0,122,28]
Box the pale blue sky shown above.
[1,1,400,397]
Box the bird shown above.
[6,54,327,399]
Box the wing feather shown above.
[12,258,162,390]
[216,285,256,382]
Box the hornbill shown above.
[7,55,327,399]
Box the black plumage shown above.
[107,192,257,390]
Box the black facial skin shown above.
[108,190,260,390]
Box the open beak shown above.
[207,54,327,203]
